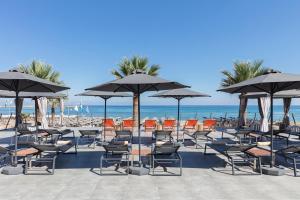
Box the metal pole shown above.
[177,98,180,142]
[270,92,274,167]
[14,90,19,165]
[103,98,107,141]
[137,86,141,163]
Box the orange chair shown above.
[144,119,157,132]
[102,118,115,131]
[162,119,176,131]
[203,119,217,131]
[183,119,198,131]
[122,119,134,131]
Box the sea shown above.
[1,105,300,122]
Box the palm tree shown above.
[112,56,160,126]
[18,60,64,126]
[221,60,268,127]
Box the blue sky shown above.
[1,0,300,106]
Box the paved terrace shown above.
[0,128,300,200]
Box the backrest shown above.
[185,119,198,128]
[122,119,134,128]
[144,120,157,128]
[103,118,115,127]
[154,144,180,155]
[163,119,176,127]
[203,119,217,129]
[115,130,132,138]
[0,146,9,154]
[153,130,172,141]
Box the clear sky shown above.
[1,0,300,106]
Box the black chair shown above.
[152,130,173,142]
[151,143,182,176]
[276,145,300,177]
[114,130,133,144]
[100,144,130,175]
[183,130,212,148]
[204,142,257,175]
[77,130,101,148]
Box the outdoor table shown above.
[244,147,271,174]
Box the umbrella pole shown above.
[137,86,141,164]
[104,98,107,142]
[35,98,39,140]
[270,92,274,167]
[14,91,19,166]
[177,98,180,142]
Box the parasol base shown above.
[1,164,23,175]
[128,166,149,176]
[261,166,285,176]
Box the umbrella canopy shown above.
[76,90,131,99]
[86,72,187,93]
[0,90,67,99]
[242,89,300,99]
[85,71,188,166]
[76,91,131,141]
[218,71,300,167]
[151,88,210,141]
[0,70,69,166]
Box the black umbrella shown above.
[218,71,300,167]
[86,71,189,167]
[76,91,131,141]
[0,70,69,166]
[150,88,210,141]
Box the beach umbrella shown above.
[218,71,300,167]
[85,70,188,170]
[0,70,69,168]
[150,88,210,141]
[76,91,131,141]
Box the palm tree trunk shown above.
[51,104,55,126]
[133,94,139,127]
[238,94,248,127]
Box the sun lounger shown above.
[0,146,11,167]
[204,142,257,175]
[183,130,212,148]
[162,119,176,131]
[276,145,300,177]
[151,143,182,176]
[144,119,157,132]
[102,118,116,132]
[77,130,101,148]
[152,130,173,142]
[100,143,130,175]
[183,119,198,132]
[114,130,133,144]
[122,119,134,132]
[203,119,217,131]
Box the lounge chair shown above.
[77,130,101,148]
[276,145,300,177]
[183,130,212,148]
[162,119,176,131]
[153,130,173,142]
[274,126,300,146]
[144,119,157,132]
[0,146,11,167]
[151,143,182,176]
[183,119,198,132]
[114,130,133,144]
[204,142,257,175]
[122,119,134,132]
[100,143,130,175]
[203,119,217,131]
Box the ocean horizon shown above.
[1,105,299,121]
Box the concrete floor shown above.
[0,128,300,200]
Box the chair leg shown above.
[231,159,235,175]
[258,157,262,175]
[293,158,297,177]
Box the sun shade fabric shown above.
[150,88,210,98]
[0,71,69,92]
[218,73,300,94]
[85,73,188,93]
[242,89,300,99]
[0,90,67,98]
[258,97,270,132]
[76,90,131,98]
[38,97,48,129]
